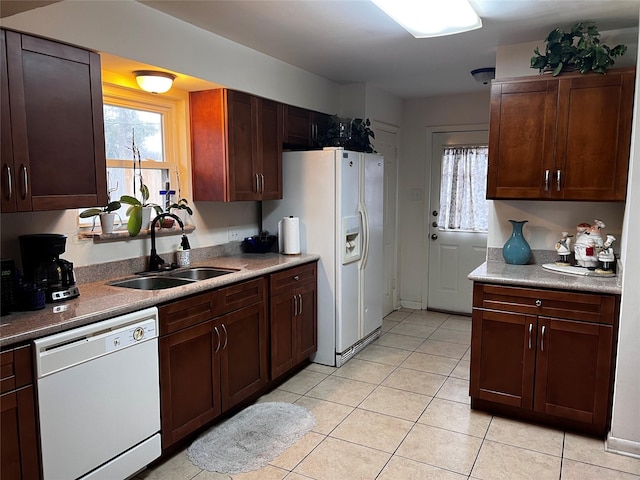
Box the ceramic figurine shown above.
[596,235,616,273]
[573,219,605,268]
[554,231,573,265]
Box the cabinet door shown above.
[1,30,17,213]
[297,281,318,362]
[218,302,268,412]
[5,30,107,211]
[283,105,312,147]
[270,291,296,379]
[555,71,634,201]
[534,317,613,432]
[258,98,282,200]
[159,321,220,449]
[1,387,40,480]
[487,79,558,199]
[227,90,259,201]
[470,308,536,408]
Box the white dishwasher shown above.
[34,307,161,480]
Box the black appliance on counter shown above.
[19,234,79,303]
[1,258,18,315]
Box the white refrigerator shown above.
[263,148,384,366]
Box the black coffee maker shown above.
[19,234,79,303]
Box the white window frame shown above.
[79,82,185,228]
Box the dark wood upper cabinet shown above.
[487,68,635,201]
[283,105,330,149]
[1,28,107,212]
[190,89,283,202]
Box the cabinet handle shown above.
[298,293,303,315]
[535,299,542,307]
[556,170,561,191]
[541,325,546,352]
[4,165,12,200]
[214,326,221,353]
[528,323,533,350]
[221,323,228,350]
[255,174,260,194]
[21,164,28,199]
[544,170,549,191]
[260,173,265,194]
[293,295,298,315]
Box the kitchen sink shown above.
[166,267,237,281]
[110,276,197,290]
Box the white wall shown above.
[398,92,491,304]
[608,10,640,458]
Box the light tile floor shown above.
[138,308,640,480]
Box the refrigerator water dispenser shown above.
[342,215,361,264]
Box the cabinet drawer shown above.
[473,283,618,325]
[159,292,218,336]
[218,277,266,315]
[270,262,317,297]
[0,344,32,394]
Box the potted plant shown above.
[530,22,627,76]
[79,200,122,233]
[119,130,161,236]
[79,172,122,233]
[322,116,376,153]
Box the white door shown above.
[427,130,488,314]
[374,126,399,316]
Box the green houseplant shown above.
[119,130,161,236]
[322,116,376,153]
[531,22,627,76]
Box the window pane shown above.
[103,105,164,161]
[438,146,489,232]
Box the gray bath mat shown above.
[187,402,315,474]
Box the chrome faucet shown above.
[149,213,190,271]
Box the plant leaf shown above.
[127,205,143,237]
[79,208,103,218]
[119,195,141,206]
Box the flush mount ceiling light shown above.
[371,0,482,38]
[471,67,495,84]
[134,70,176,94]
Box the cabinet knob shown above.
[535,299,542,307]
[293,275,299,281]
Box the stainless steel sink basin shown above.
[166,267,236,281]
[110,276,197,290]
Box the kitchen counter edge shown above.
[468,261,622,295]
[0,253,320,348]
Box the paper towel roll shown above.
[282,216,301,254]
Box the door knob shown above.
[431,234,438,240]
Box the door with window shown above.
[427,130,488,314]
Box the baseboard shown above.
[606,434,640,459]
[400,300,422,310]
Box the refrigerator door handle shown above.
[359,204,370,270]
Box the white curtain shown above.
[438,146,489,232]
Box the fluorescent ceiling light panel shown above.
[372,0,482,38]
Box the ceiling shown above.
[2,0,639,98]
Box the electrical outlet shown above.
[228,227,240,242]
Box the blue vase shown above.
[503,220,532,265]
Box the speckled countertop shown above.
[0,253,319,348]
[469,261,622,295]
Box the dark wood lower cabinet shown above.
[0,345,40,480]
[470,283,619,436]
[158,276,271,452]
[269,263,318,380]
[159,321,219,448]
